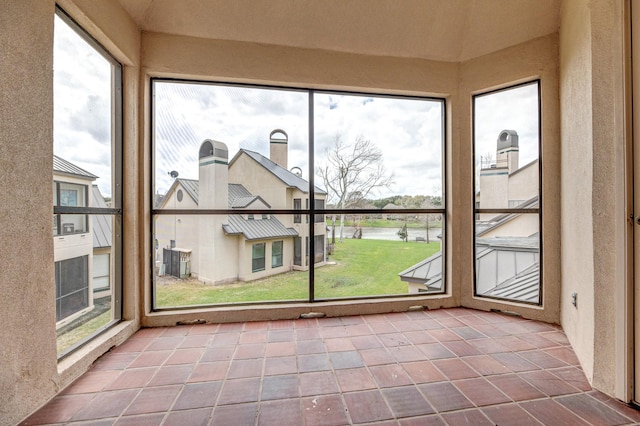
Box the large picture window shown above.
[53,8,122,358]
[473,81,541,304]
[152,80,445,308]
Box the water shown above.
[330,226,442,242]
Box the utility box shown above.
[163,248,191,279]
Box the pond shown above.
[333,226,442,242]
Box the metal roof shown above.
[91,185,112,248]
[222,215,298,241]
[476,197,539,237]
[53,155,98,180]
[398,251,443,292]
[233,149,327,195]
[177,178,199,204]
[482,263,540,303]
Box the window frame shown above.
[150,78,447,309]
[272,240,283,268]
[471,79,543,306]
[54,7,124,359]
[252,242,266,272]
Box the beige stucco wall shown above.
[0,1,141,424]
[560,0,628,396]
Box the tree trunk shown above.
[339,213,345,242]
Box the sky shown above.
[53,15,539,203]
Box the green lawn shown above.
[156,239,439,307]
[332,218,442,229]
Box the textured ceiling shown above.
[118,0,560,62]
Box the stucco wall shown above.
[560,0,627,396]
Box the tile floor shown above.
[22,308,640,425]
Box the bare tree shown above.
[317,135,393,242]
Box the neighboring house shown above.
[91,185,113,298]
[401,130,540,301]
[382,203,405,220]
[155,129,327,285]
[53,156,99,326]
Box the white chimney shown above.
[269,129,288,169]
[496,130,519,173]
[198,139,228,209]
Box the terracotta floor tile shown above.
[294,318,318,328]
[115,412,165,426]
[417,343,456,360]
[324,337,356,352]
[187,361,229,383]
[382,386,435,418]
[185,323,219,335]
[227,358,263,378]
[428,328,462,342]
[351,334,383,349]
[264,355,297,375]
[432,358,479,380]
[344,390,394,423]
[517,333,558,349]
[368,321,398,334]
[172,381,222,410]
[472,323,512,338]
[519,349,569,369]
[258,399,302,426]
[399,414,447,425]
[402,360,446,384]
[217,322,243,333]
[481,403,541,425]
[467,338,511,354]
[71,389,140,421]
[453,378,511,406]
[419,382,474,412]
[178,334,212,348]
[556,393,633,425]
[270,319,295,329]
[436,317,466,328]
[295,338,326,354]
[243,320,269,331]
[265,341,296,357]
[300,371,341,396]
[519,398,589,425]
[463,354,511,376]
[123,385,181,416]
[105,368,157,390]
[440,409,494,425]
[549,366,592,391]
[209,332,239,347]
[490,351,539,373]
[22,394,96,424]
[261,374,299,400]
[450,326,487,340]
[234,342,266,359]
[389,345,426,363]
[217,377,261,405]
[519,369,581,397]
[165,348,203,365]
[319,325,349,338]
[60,370,120,394]
[378,332,412,347]
[239,331,268,344]
[162,408,211,426]
[360,347,396,365]
[330,350,364,369]
[540,330,571,346]
[413,318,444,330]
[129,350,172,368]
[161,325,192,336]
[340,315,366,325]
[298,353,331,372]
[211,402,258,425]
[493,335,537,351]
[370,364,414,388]
[345,323,373,336]
[334,368,376,393]
[403,330,438,345]
[393,320,423,332]
[588,390,640,423]
[147,364,193,386]
[111,338,153,353]
[268,329,294,342]
[91,353,138,371]
[146,336,185,351]
[486,374,546,401]
[200,346,234,362]
[295,327,321,340]
[544,346,581,365]
[441,341,482,357]
[301,394,349,426]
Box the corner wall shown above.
[560,0,628,396]
[0,2,58,423]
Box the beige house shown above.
[156,131,327,284]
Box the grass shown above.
[156,239,440,307]
[56,309,111,354]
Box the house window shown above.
[473,81,541,305]
[53,8,122,358]
[272,241,283,268]
[314,199,325,223]
[53,181,88,235]
[294,199,301,223]
[151,80,445,307]
[55,256,89,322]
[252,243,266,272]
